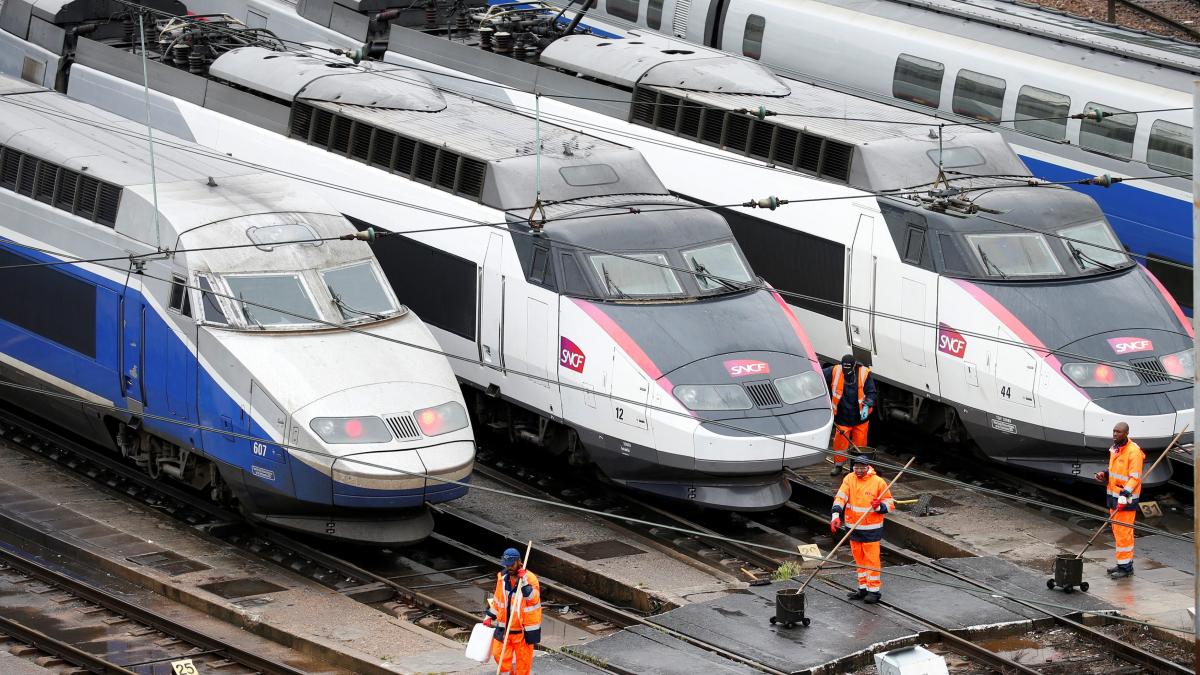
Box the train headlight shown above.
[774,371,826,404]
[414,402,469,436]
[673,384,753,411]
[309,416,392,444]
[1061,363,1140,388]
[1161,348,1195,379]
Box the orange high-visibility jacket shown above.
[1106,439,1145,511]
[831,365,872,413]
[485,569,542,644]
[832,466,895,543]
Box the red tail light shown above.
[1162,355,1185,376]
[416,408,444,436]
[1094,365,1113,384]
[344,418,364,438]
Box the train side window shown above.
[196,275,229,326]
[560,252,594,296]
[1079,102,1136,159]
[893,54,944,108]
[530,245,552,286]
[742,14,765,60]
[936,233,971,275]
[606,0,640,22]
[1147,120,1192,175]
[951,69,1005,122]
[1014,85,1070,140]
[902,227,927,266]
[168,276,192,317]
[647,0,663,29]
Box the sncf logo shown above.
[560,337,587,373]
[1107,337,1154,355]
[724,359,770,378]
[937,324,967,359]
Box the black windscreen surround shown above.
[711,206,845,321]
[345,215,478,341]
[0,247,96,357]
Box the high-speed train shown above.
[0,74,475,544]
[160,0,1195,483]
[583,0,1196,311]
[0,1,837,510]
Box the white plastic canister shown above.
[464,623,493,662]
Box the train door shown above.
[502,295,561,415]
[611,351,649,431]
[846,214,876,361]
[478,233,505,371]
[120,294,145,414]
[993,327,1037,409]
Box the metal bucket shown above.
[770,588,811,628]
[1048,554,1088,593]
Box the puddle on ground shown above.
[975,636,1065,664]
[712,607,747,618]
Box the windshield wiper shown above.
[601,264,630,299]
[332,293,386,321]
[238,292,264,330]
[692,260,740,292]
[977,249,1008,279]
[1066,240,1117,272]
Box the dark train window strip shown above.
[0,246,97,357]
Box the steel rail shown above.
[0,545,309,675]
[0,615,140,675]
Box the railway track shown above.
[0,545,308,675]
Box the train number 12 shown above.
[615,407,624,420]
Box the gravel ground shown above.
[1016,0,1200,42]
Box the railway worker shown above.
[830,451,894,603]
[482,547,542,674]
[823,354,878,476]
[1093,422,1145,579]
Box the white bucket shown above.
[464,623,493,663]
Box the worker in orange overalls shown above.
[831,451,894,603]
[482,548,542,673]
[1093,422,1145,579]
[823,354,878,476]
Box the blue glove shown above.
[859,407,869,421]
[1119,489,1131,499]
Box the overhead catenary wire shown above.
[0,240,1190,543]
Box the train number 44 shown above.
[999,386,1012,399]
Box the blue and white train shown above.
[0,74,474,544]
[582,0,1196,311]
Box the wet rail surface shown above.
[0,545,307,675]
[0,409,796,674]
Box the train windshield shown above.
[321,261,401,322]
[226,273,321,327]
[589,252,684,298]
[1058,221,1131,271]
[964,233,1063,278]
[683,242,754,292]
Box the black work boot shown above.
[1109,565,1134,579]
[1106,565,1121,575]
[845,588,867,600]
[864,591,882,604]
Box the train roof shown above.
[809,0,1200,78]
[522,194,733,251]
[0,75,346,252]
[541,34,1028,190]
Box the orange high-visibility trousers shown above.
[850,540,882,592]
[492,633,534,674]
[1111,508,1137,566]
[832,423,869,463]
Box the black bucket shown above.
[769,588,811,628]
[1048,554,1088,593]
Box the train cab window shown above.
[926,146,985,169]
[964,233,1062,277]
[936,232,971,275]
[197,275,229,326]
[559,164,619,186]
[1014,85,1070,140]
[742,15,766,60]
[168,276,192,317]
[951,69,1005,123]
[902,228,927,265]
[1147,120,1192,175]
[1079,102,1136,159]
[893,54,944,108]
[589,252,682,297]
[321,261,400,322]
[1059,221,1130,271]
[647,0,664,29]
[530,245,552,286]
[606,0,640,22]
[226,274,320,327]
[560,252,594,296]
[682,242,753,292]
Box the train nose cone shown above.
[332,449,430,507]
